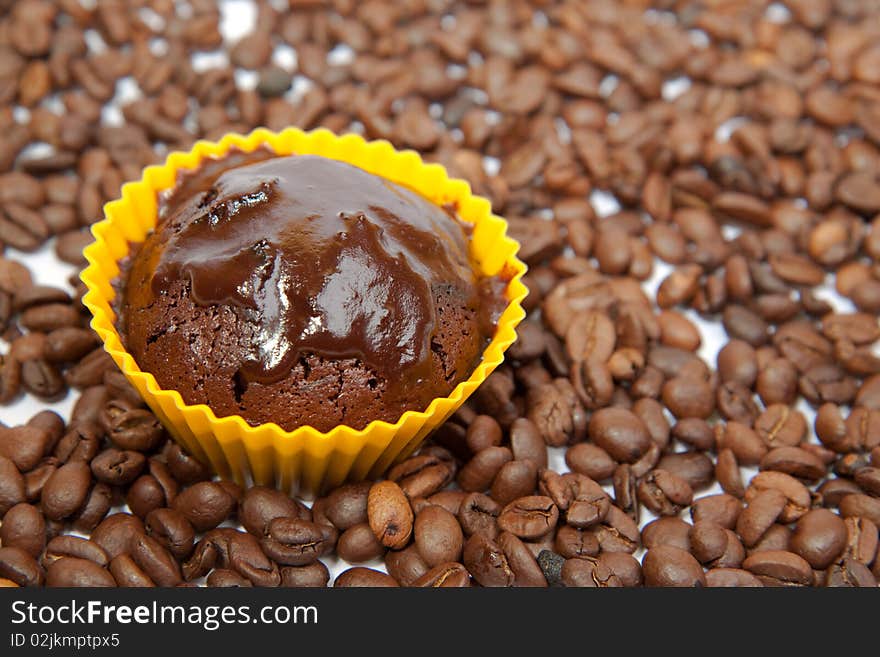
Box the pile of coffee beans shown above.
[2,0,880,586]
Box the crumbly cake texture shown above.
[118,150,504,432]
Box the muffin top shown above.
[118,149,506,431]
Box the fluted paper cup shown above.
[81,127,527,496]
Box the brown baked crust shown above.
[120,277,484,431]
[118,151,493,432]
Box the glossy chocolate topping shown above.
[134,151,481,394]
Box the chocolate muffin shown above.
[117,148,506,432]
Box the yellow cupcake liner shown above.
[81,127,528,496]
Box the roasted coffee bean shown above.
[691,494,742,530]
[832,454,868,477]
[126,476,166,519]
[760,446,826,481]
[825,557,878,587]
[336,522,385,563]
[526,379,586,447]
[736,489,787,547]
[388,452,456,499]
[561,556,622,588]
[23,461,57,503]
[590,506,640,554]
[564,310,616,363]
[496,531,547,587]
[743,550,813,587]
[717,340,758,387]
[612,464,639,523]
[755,404,807,448]
[723,305,769,346]
[497,496,558,540]
[0,503,45,558]
[458,492,500,540]
[334,567,398,588]
[715,449,745,498]
[749,524,794,555]
[91,514,145,561]
[840,495,880,528]
[662,374,715,419]
[490,460,538,505]
[41,461,91,521]
[571,359,614,410]
[412,504,463,567]
[717,382,760,426]
[54,422,101,464]
[0,456,26,515]
[673,418,715,452]
[790,509,847,569]
[63,349,116,389]
[539,471,609,528]
[182,529,277,587]
[20,359,65,398]
[384,545,429,587]
[656,451,715,490]
[843,517,878,565]
[280,562,330,588]
[171,482,236,532]
[109,554,155,588]
[632,398,670,449]
[642,517,692,552]
[509,418,548,469]
[240,486,303,536]
[91,448,146,486]
[854,467,880,496]
[565,443,615,481]
[588,407,651,463]
[638,469,693,516]
[261,518,335,567]
[321,481,370,531]
[747,471,812,523]
[718,422,767,466]
[26,411,64,450]
[207,568,253,587]
[846,407,880,451]
[412,562,470,588]
[426,491,466,517]
[555,525,600,559]
[107,409,163,452]
[705,568,763,587]
[462,533,513,587]
[0,425,51,472]
[72,483,112,532]
[0,356,22,404]
[593,552,641,588]
[465,415,502,454]
[71,388,111,426]
[690,521,729,564]
[163,443,211,484]
[144,508,195,561]
[46,557,115,587]
[642,546,706,587]
[130,534,182,587]
[0,546,44,587]
[44,535,109,568]
[457,446,512,492]
[367,481,412,550]
[20,303,80,333]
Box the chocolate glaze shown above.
[120,150,503,429]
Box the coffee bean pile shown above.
[2,0,880,587]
